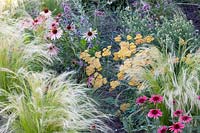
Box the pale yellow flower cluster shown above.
[109,80,120,92]
[120,103,130,112]
[113,34,154,61]
[80,50,107,89]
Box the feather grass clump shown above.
[0,70,113,133]
[0,17,54,92]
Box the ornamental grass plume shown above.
[0,16,56,93]
[0,70,113,133]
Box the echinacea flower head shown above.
[47,43,59,56]
[32,17,43,26]
[180,115,192,124]
[40,8,52,18]
[51,21,59,28]
[136,96,148,105]
[49,27,63,40]
[173,110,183,117]
[66,23,75,31]
[83,28,97,42]
[169,122,184,133]
[149,95,163,104]
[198,95,200,100]
[157,126,168,133]
[147,109,162,119]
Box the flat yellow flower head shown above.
[107,45,112,49]
[135,38,144,45]
[114,35,121,42]
[120,103,130,112]
[144,35,154,43]
[109,80,120,91]
[128,78,138,86]
[134,34,143,40]
[102,49,111,57]
[103,78,107,84]
[126,35,132,40]
[86,65,95,76]
[95,51,102,58]
[117,71,124,80]
[113,52,119,61]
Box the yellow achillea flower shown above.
[117,41,132,59]
[86,65,95,76]
[126,35,132,40]
[113,52,119,61]
[102,46,112,57]
[179,37,187,45]
[144,35,154,43]
[134,34,143,40]
[117,71,125,80]
[109,80,120,92]
[120,103,130,112]
[80,50,90,61]
[129,43,136,53]
[128,78,138,86]
[135,38,144,45]
[114,35,121,42]
[93,73,107,89]
[95,51,102,58]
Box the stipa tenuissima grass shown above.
[0,70,113,133]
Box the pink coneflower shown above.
[47,43,59,56]
[83,28,97,42]
[40,8,52,18]
[179,115,192,124]
[198,95,200,100]
[136,96,148,105]
[173,110,183,117]
[149,95,163,104]
[169,122,184,133]
[157,126,168,133]
[32,16,45,27]
[66,23,75,31]
[49,27,63,40]
[147,109,162,119]
[51,21,59,28]
[32,18,41,26]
